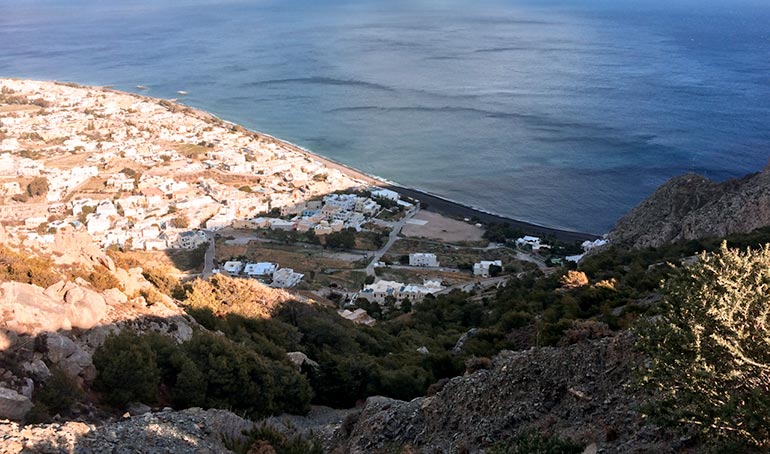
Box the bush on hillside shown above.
[637,243,770,450]
[92,330,311,417]
[93,331,161,406]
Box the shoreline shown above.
[245,131,598,242]
[79,80,598,242]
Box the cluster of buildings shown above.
[234,192,397,236]
[515,235,551,253]
[220,260,304,288]
[358,279,444,305]
[0,79,372,252]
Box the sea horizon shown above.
[2,0,769,233]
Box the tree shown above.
[27,177,49,198]
[637,243,770,450]
[93,331,161,406]
[324,228,356,250]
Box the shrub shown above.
[0,244,60,287]
[559,270,589,289]
[464,356,493,374]
[85,270,121,292]
[225,424,323,454]
[93,331,161,406]
[637,243,770,450]
[27,366,84,422]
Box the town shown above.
[0,79,603,323]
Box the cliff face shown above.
[609,166,770,248]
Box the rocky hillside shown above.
[327,334,680,453]
[609,165,770,248]
[0,408,252,453]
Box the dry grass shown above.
[216,240,359,274]
[374,267,474,286]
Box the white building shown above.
[409,253,439,267]
[473,260,503,277]
[271,268,304,288]
[359,279,443,305]
[243,262,277,277]
[516,236,541,247]
[223,261,244,275]
[174,230,208,249]
[371,188,400,201]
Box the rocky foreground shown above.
[327,334,680,453]
[0,408,252,453]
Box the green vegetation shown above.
[27,366,84,423]
[637,243,770,451]
[92,330,310,418]
[323,228,357,250]
[225,425,323,454]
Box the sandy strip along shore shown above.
[100,82,597,242]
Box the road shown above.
[201,230,216,278]
[365,205,419,277]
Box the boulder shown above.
[287,352,319,369]
[0,282,70,334]
[127,402,151,416]
[63,285,107,330]
[45,333,78,364]
[0,387,33,420]
[22,359,50,381]
[0,330,17,351]
[103,288,128,305]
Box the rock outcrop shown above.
[0,267,196,421]
[0,407,252,453]
[328,334,677,453]
[609,166,770,248]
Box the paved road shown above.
[365,205,419,277]
[201,230,216,278]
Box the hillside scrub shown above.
[637,243,770,451]
[132,226,770,412]
[93,330,311,417]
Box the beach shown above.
[234,121,598,242]
[172,94,599,243]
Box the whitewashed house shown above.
[409,253,439,267]
[473,260,503,277]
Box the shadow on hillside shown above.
[0,312,298,452]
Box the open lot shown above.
[401,210,485,244]
[216,238,369,290]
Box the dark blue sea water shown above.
[2,0,769,233]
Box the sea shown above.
[2,0,769,234]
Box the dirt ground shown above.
[401,210,485,244]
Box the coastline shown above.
[82,80,597,242]
[246,130,598,242]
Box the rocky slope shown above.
[327,334,680,453]
[609,165,770,248]
[0,227,197,423]
[0,407,251,453]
